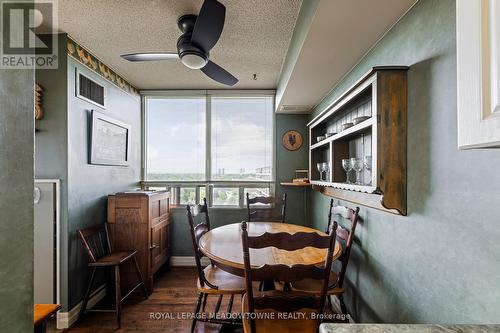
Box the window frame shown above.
[141,90,276,208]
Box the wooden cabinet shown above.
[308,66,408,215]
[107,190,171,294]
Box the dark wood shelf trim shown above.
[307,65,409,127]
[280,182,312,187]
[308,67,409,216]
[312,185,405,215]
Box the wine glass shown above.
[316,162,324,181]
[342,159,352,184]
[322,162,330,182]
[363,155,372,185]
[351,157,364,185]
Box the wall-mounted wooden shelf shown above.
[280,182,312,187]
[308,66,408,215]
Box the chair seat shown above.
[242,293,318,333]
[197,265,246,294]
[290,272,344,295]
[89,251,137,266]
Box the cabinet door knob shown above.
[150,244,159,250]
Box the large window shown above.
[211,97,273,181]
[143,92,274,207]
[146,98,205,181]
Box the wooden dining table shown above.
[198,222,342,278]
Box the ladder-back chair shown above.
[186,198,245,332]
[241,220,338,333]
[292,199,360,316]
[246,193,287,223]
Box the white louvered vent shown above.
[278,105,312,114]
[76,71,105,108]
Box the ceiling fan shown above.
[121,0,238,86]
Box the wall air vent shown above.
[278,105,312,114]
[76,70,106,108]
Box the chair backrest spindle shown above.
[78,224,112,263]
[186,198,217,289]
[326,199,360,288]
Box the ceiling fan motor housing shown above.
[121,1,238,86]
[177,15,208,69]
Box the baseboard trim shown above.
[170,256,210,267]
[56,283,107,329]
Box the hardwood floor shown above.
[51,267,241,333]
[49,267,346,333]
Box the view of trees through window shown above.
[145,94,274,206]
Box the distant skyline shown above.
[146,96,273,180]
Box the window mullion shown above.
[208,184,214,207]
[175,187,180,206]
[239,187,244,208]
[206,93,211,183]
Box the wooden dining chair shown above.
[186,198,246,333]
[291,199,360,317]
[240,220,338,333]
[78,224,148,329]
[246,193,287,223]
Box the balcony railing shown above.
[140,180,274,208]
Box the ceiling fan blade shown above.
[191,0,226,52]
[201,60,238,86]
[121,52,179,62]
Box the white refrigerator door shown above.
[34,182,55,304]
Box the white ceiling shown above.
[51,0,302,89]
[277,0,417,113]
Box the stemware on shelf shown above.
[316,162,323,181]
[364,155,372,185]
[351,157,364,185]
[342,159,352,184]
[322,162,330,182]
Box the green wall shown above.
[35,34,142,311]
[66,57,142,309]
[35,33,70,310]
[309,0,500,323]
[0,62,34,330]
[170,113,310,256]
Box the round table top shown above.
[198,222,342,271]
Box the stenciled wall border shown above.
[67,36,139,96]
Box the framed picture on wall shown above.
[89,110,130,166]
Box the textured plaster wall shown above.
[309,0,500,323]
[35,38,142,311]
[66,58,141,309]
[0,67,35,330]
[35,33,69,310]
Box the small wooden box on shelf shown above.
[308,66,408,215]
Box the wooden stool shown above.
[34,304,61,333]
[78,224,148,328]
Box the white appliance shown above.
[34,179,60,304]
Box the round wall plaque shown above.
[282,130,303,151]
